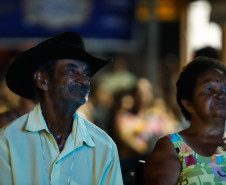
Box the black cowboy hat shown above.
[6,31,111,99]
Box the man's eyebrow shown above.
[66,63,78,68]
[66,63,91,74]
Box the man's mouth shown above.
[68,85,90,93]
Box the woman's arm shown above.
[143,136,181,185]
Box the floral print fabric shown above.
[168,133,226,185]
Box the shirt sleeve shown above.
[0,135,13,185]
[101,142,124,185]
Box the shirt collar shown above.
[72,112,95,148]
[25,103,49,132]
[25,103,95,147]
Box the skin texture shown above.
[34,59,91,151]
[143,69,226,185]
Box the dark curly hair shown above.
[176,56,226,121]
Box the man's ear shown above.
[181,99,194,114]
[33,71,49,91]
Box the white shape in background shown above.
[187,0,222,62]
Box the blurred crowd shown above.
[75,54,183,157]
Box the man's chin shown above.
[214,111,226,120]
[70,98,88,108]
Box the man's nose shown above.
[216,90,226,100]
[76,72,90,86]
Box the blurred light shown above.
[156,0,180,21]
[136,6,150,22]
[136,0,151,23]
[23,0,93,29]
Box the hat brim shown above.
[6,43,111,99]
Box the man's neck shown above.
[40,100,77,151]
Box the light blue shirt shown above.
[0,104,123,185]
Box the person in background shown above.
[0,97,35,128]
[113,78,179,157]
[193,45,221,60]
[0,32,123,185]
[143,57,226,185]
[92,54,137,132]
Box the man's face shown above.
[48,59,91,110]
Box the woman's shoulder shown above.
[160,133,183,148]
[143,133,182,184]
[166,133,181,142]
[151,134,181,156]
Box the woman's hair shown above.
[176,56,226,121]
[32,60,57,103]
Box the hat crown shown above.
[38,31,86,50]
[6,31,110,99]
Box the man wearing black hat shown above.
[0,32,123,185]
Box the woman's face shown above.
[187,68,226,120]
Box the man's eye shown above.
[205,87,214,92]
[84,73,89,78]
[68,69,77,73]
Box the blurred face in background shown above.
[136,78,154,107]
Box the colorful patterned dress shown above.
[168,133,226,185]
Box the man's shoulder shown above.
[0,113,28,137]
[79,115,116,147]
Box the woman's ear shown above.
[181,99,194,114]
[33,71,49,91]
